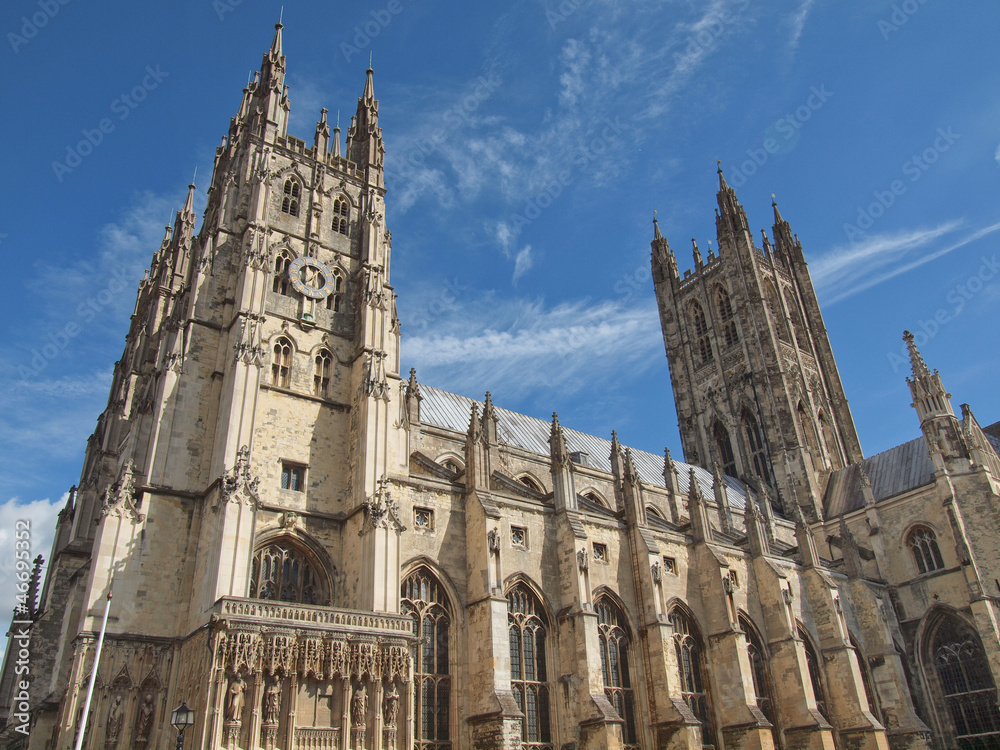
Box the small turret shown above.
[692,238,703,271]
[650,214,679,284]
[315,108,330,154]
[715,163,750,242]
[347,66,385,183]
[687,468,712,542]
[404,368,422,424]
[771,195,801,265]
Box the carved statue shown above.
[382,683,399,728]
[351,683,367,727]
[106,695,125,741]
[263,681,281,725]
[226,675,246,722]
[134,694,154,744]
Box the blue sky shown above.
[1,1,999,610]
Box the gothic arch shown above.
[667,601,715,746]
[594,587,638,638]
[796,622,829,719]
[916,606,1000,747]
[434,453,465,474]
[250,530,335,606]
[503,573,556,627]
[505,578,554,748]
[762,278,790,343]
[401,557,464,625]
[595,593,640,749]
[713,419,737,476]
[579,487,610,508]
[739,613,776,726]
[515,472,545,493]
[903,524,946,575]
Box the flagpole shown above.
[73,582,113,750]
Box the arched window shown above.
[281,179,300,217]
[582,491,608,508]
[250,540,325,604]
[325,274,343,311]
[670,608,714,744]
[742,411,772,486]
[908,526,944,575]
[764,280,790,344]
[333,196,350,235]
[817,412,839,464]
[313,349,332,397]
[273,249,293,295]
[272,337,292,388]
[850,636,883,726]
[402,569,452,750]
[799,627,828,719]
[714,421,737,477]
[740,616,775,725]
[691,302,712,365]
[517,475,543,493]
[716,286,738,347]
[507,584,552,749]
[928,614,1000,748]
[596,598,638,750]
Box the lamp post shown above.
[170,701,195,750]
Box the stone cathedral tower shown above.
[651,168,863,519]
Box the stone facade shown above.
[4,22,1000,750]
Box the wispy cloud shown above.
[787,0,817,51]
[403,296,663,400]
[814,219,1000,304]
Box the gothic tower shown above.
[651,168,863,518]
[22,25,414,750]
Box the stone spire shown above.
[770,194,800,263]
[650,213,679,284]
[715,162,750,242]
[712,462,733,533]
[549,413,569,468]
[691,238,703,270]
[332,111,342,158]
[347,66,384,180]
[404,368,422,424]
[481,391,498,445]
[745,494,771,556]
[904,330,953,420]
[794,505,820,568]
[315,108,330,153]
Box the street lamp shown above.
[170,701,195,750]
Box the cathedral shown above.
[5,22,1000,750]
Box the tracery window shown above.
[716,286,738,347]
[740,616,775,725]
[691,302,712,365]
[714,421,737,477]
[313,349,332,396]
[507,584,552,750]
[799,627,828,719]
[273,249,293,295]
[908,526,944,575]
[597,598,638,750]
[670,608,714,745]
[764,281,790,343]
[742,411,772,486]
[325,274,343,311]
[250,541,323,604]
[402,569,452,750]
[281,179,300,217]
[930,615,1000,748]
[517,475,543,493]
[333,196,349,235]
[272,337,292,388]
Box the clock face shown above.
[288,257,338,300]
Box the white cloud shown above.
[403,296,663,399]
[814,220,1000,304]
[787,0,817,51]
[0,497,63,620]
[513,246,534,282]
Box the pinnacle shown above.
[903,330,931,378]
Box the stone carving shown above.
[351,682,367,726]
[105,694,124,745]
[221,446,260,507]
[383,682,399,727]
[262,680,281,725]
[100,460,144,523]
[226,674,246,722]
[233,312,266,365]
[133,694,154,749]
[651,561,662,584]
[487,528,501,554]
[577,548,589,572]
[365,350,390,401]
[360,475,404,535]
